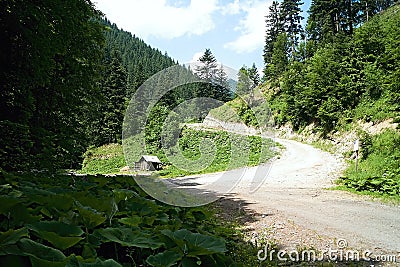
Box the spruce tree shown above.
[264,1,284,72]
[236,67,252,96]
[248,63,260,87]
[94,50,128,145]
[281,0,304,58]
[195,49,218,83]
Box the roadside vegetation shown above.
[0,170,282,266]
[338,129,400,201]
[82,128,277,177]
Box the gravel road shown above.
[173,137,400,258]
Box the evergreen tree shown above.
[93,50,128,145]
[267,33,290,79]
[236,67,252,96]
[215,65,232,102]
[307,0,339,44]
[194,49,232,101]
[195,49,218,83]
[264,1,284,73]
[281,0,304,57]
[248,63,260,87]
[0,0,104,170]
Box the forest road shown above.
[174,138,400,256]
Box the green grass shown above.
[157,128,277,178]
[337,129,400,202]
[81,128,278,178]
[81,144,126,174]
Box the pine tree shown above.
[281,0,304,58]
[195,49,228,99]
[264,1,284,71]
[195,49,218,83]
[236,67,252,96]
[307,0,337,44]
[269,33,290,78]
[94,50,128,145]
[248,63,260,87]
[214,65,232,102]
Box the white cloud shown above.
[224,0,273,53]
[222,0,241,15]
[190,52,204,63]
[94,0,218,40]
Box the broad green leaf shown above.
[30,256,67,267]
[17,238,66,262]
[181,257,200,267]
[156,213,169,223]
[118,215,141,226]
[112,189,138,204]
[73,193,114,213]
[82,243,97,259]
[27,221,84,237]
[33,195,73,211]
[0,196,21,214]
[97,227,163,249]
[66,255,122,267]
[161,229,226,256]
[11,204,41,225]
[30,231,83,250]
[0,228,29,246]
[146,251,182,267]
[75,201,106,229]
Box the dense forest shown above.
[263,0,400,133]
[0,0,234,172]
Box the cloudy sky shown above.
[94,0,311,74]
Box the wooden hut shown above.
[134,155,162,171]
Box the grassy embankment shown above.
[81,128,277,178]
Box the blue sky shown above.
[94,0,311,75]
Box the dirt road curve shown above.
[177,138,400,255]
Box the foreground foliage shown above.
[0,171,245,266]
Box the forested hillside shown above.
[0,4,178,171]
[261,0,400,198]
[0,0,104,171]
[89,20,178,146]
[264,0,400,134]
[0,1,254,266]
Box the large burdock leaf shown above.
[66,255,122,267]
[146,251,182,267]
[27,221,84,250]
[28,221,84,236]
[0,196,21,214]
[161,229,226,256]
[118,215,142,227]
[97,227,163,249]
[17,238,66,262]
[75,201,106,229]
[0,228,29,248]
